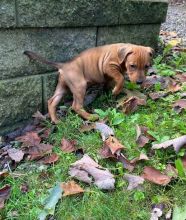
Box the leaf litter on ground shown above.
[141,166,171,186]
[61,181,84,196]
[130,153,149,164]
[152,135,186,152]
[117,89,147,114]
[117,96,139,114]
[103,136,125,155]
[79,121,114,141]
[0,185,11,209]
[117,153,135,172]
[7,148,24,162]
[95,122,114,141]
[123,174,144,190]
[142,75,166,89]
[149,91,168,100]
[38,183,63,220]
[69,154,115,190]
[61,138,77,153]
[136,125,155,147]
[16,131,41,147]
[37,153,59,165]
[24,143,54,161]
[173,99,186,113]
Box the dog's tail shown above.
[23,51,62,69]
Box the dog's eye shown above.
[130,64,136,69]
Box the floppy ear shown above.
[146,47,154,57]
[118,45,133,64]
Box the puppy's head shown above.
[118,44,153,84]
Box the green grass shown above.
[1,48,186,220]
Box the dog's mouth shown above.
[125,73,145,85]
[124,75,130,81]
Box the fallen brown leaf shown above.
[117,96,139,114]
[174,73,186,83]
[130,153,149,164]
[69,154,115,190]
[136,125,154,147]
[69,167,92,184]
[4,124,36,142]
[149,92,168,100]
[99,144,116,159]
[141,166,171,185]
[61,138,77,153]
[136,125,149,147]
[40,128,51,140]
[95,122,114,141]
[173,99,186,113]
[38,153,59,164]
[123,174,144,190]
[24,143,54,160]
[152,135,186,152]
[166,78,181,93]
[124,89,147,105]
[61,181,84,196]
[16,131,41,147]
[103,136,125,155]
[142,75,165,89]
[0,185,11,209]
[164,164,178,178]
[7,148,24,162]
[117,153,135,172]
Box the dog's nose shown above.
[136,80,143,85]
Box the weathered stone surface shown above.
[0,76,42,133]
[119,0,168,25]
[17,0,119,27]
[42,72,58,112]
[97,24,161,48]
[0,28,96,80]
[0,0,15,28]
[16,0,168,27]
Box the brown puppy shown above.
[24,43,153,123]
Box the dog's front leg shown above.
[105,64,124,96]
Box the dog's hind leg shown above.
[70,81,99,121]
[48,76,67,124]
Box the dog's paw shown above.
[51,118,60,124]
[112,87,122,96]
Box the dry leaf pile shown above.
[69,154,115,190]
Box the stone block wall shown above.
[0,0,168,134]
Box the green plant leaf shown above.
[38,183,63,220]
[133,191,145,202]
[175,159,185,178]
[94,109,108,119]
[173,204,186,220]
[112,116,124,126]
